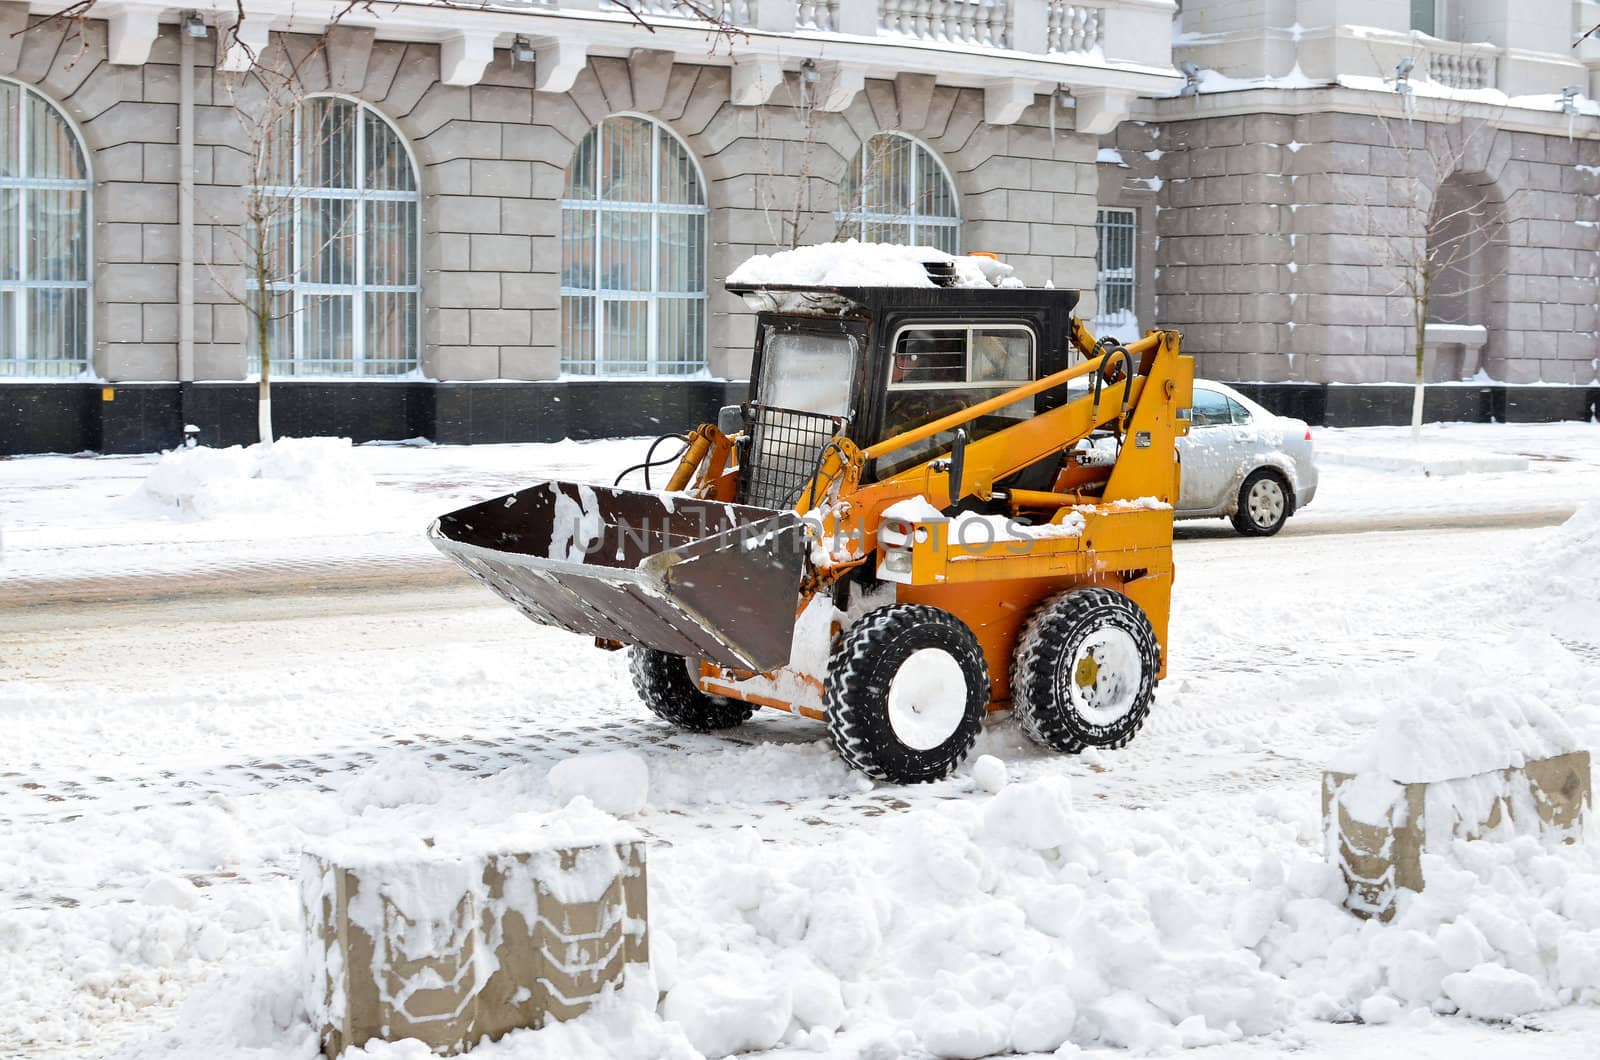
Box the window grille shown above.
[560,115,708,377]
[252,97,420,377]
[0,82,91,379]
[836,133,960,253]
[879,323,1036,475]
[1094,207,1137,339]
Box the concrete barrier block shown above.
[302,835,647,1058]
[1323,750,1590,921]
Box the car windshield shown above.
[757,327,855,416]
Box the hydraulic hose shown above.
[613,434,691,490]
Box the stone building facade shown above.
[0,0,1596,454]
[1096,0,1600,421]
[0,0,1176,453]
[1105,107,1600,382]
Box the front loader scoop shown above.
[428,482,808,672]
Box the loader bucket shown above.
[428,482,809,672]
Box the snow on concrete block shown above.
[301,835,648,1057]
[1323,751,1591,921]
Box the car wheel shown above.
[1231,469,1290,536]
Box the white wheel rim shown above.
[1247,477,1284,527]
[886,648,969,750]
[1066,627,1143,726]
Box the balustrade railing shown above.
[877,0,1011,49]
[1426,48,1494,90]
[568,0,1146,63]
[1046,1,1101,53]
[796,0,839,30]
[602,0,757,23]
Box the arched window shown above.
[561,115,707,376]
[836,133,959,252]
[255,96,419,376]
[0,82,90,378]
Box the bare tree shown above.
[207,32,350,447]
[754,65,831,251]
[1372,104,1514,439]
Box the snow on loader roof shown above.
[726,239,1025,290]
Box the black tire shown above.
[1231,468,1292,536]
[1012,587,1160,754]
[824,605,989,784]
[628,647,753,732]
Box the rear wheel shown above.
[628,647,753,732]
[824,605,988,783]
[1012,587,1160,754]
[1231,468,1290,536]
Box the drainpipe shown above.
[178,24,196,437]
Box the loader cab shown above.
[734,284,1082,506]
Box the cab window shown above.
[879,324,1035,476]
[1225,396,1252,425]
[758,327,855,416]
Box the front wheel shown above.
[1231,468,1291,536]
[824,605,989,783]
[1012,587,1160,754]
[629,647,753,732]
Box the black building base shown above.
[1,379,1594,456]
[1227,383,1600,428]
[1,379,750,455]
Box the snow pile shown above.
[548,752,650,817]
[655,777,1300,1057]
[727,240,1018,290]
[1262,832,1600,1024]
[97,758,1600,1059]
[339,752,444,814]
[1519,503,1600,645]
[123,965,694,1060]
[137,437,377,520]
[1327,632,1582,784]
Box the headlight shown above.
[882,549,913,574]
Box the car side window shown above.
[1190,389,1231,428]
[1225,397,1252,425]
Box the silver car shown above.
[1176,380,1318,536]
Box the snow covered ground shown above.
[2,421,1598,1059]
[3,422,1594,591]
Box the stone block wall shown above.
[1,18,1101,388]
[304,837,649,1056]
[1323,750,1591,921]
[2,16,164,381]
[1108,107,1600,385]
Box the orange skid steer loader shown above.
[431,269,1193,783]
